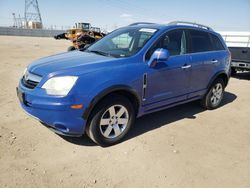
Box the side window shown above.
[188,30,213,53]
[210,34,225,51]
[146,30,187,60]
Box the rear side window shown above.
[188,30,213,53]
[210,34,225,51]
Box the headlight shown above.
[42,76,78,96]
[23,68,27,75]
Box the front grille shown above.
[22,77,39,89]
[22,71,42,89]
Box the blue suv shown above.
[17,21,231,146]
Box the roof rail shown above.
[168,21,213,31]
[129,22,155,26]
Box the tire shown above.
[86,95,135,146]
[67,46,76,51]
[231,68,237,76]
[201,78,225,110]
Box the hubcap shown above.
[210,83,223,106]
[99,105,129,139]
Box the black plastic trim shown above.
[207,71,229,89]
[83,85,141,120]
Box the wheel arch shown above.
[207,71,229,89]
[83,85,141,121]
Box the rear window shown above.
[188,30,213,53]
[210,34,225,51]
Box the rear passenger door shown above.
[186,30,220,98]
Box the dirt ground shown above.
[0,36,249,188]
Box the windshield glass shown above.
[86,27,158,58]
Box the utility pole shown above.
[12,13,17,27]
[24,0,43,28]
[18,14,23,28]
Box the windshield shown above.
[86,27,158,58]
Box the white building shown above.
[218,31,250,47]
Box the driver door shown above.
[143,29,191,111]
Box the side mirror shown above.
[148,48,170,68]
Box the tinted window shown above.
[188,30,213,53]
[210,34,225,51]
[146,29,186,59]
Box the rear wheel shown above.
[201,78,225,110]
[86,95,135,146]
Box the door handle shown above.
[181,64,191,69]
[211,59,218,63]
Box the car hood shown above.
[28,51,115,76]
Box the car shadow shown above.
[125,91,237,142]
[232,72,250,80]
[60,134,96,146]
[60,91,237,147]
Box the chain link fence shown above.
[0,26,65,37]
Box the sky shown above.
[0,0,249,32]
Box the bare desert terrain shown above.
[0,36,250,188]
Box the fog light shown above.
[54,124,69,132]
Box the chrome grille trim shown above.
[22,71,42,89]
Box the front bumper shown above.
[17,81,87,137]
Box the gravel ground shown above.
[0,36,249,188]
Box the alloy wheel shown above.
[99,105,129,139]
[210,83,223,106]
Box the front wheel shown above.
[86,95,135,146]
[201,78,225,110]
